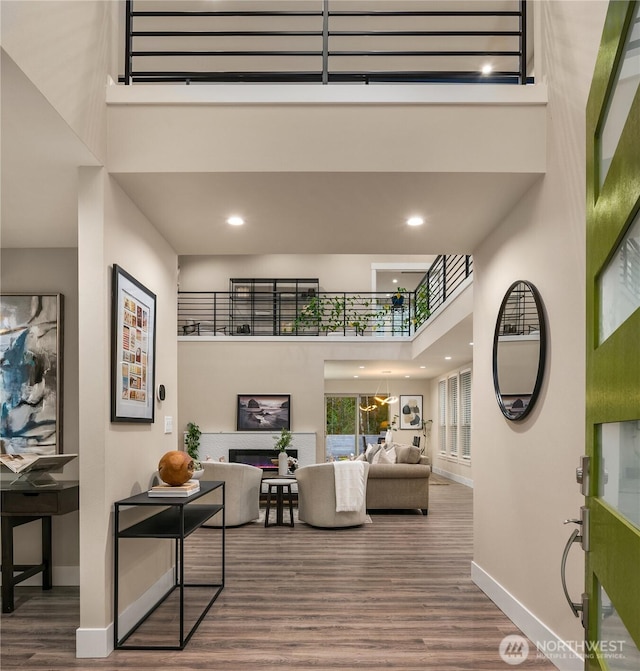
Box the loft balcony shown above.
[120,0,532,86]
[177,254,472,338]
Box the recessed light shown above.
[405,375,410,378]
[469,342,474,346]
[353,375,359,378]
[445,356,452,360]
[481,64,493,75]
[406,216,424,227]
[419,365,426,369]
[359,365,365,369]
[227,216,244,226]
[392,278,398,284]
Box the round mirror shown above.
[492,281,546,421]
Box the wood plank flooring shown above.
[0,480,557,670]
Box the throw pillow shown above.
[395,444,422,464]
[365,443,382,464]
[373,446,394,464]
[384,444,397,463]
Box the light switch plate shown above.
[164,416,173,434]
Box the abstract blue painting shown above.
[0,294,63,455]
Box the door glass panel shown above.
[599,3,640,188]
[599,421,640,530]
[599,584,640,669]
[599,210,640,343]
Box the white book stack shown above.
[148,480,200,497]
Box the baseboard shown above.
[471,562,583,671]
[432,467,473,488]
[75,568,174,658]
[75,625,113,659]
[0,565,80,587]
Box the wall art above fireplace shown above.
[236,394,290,431]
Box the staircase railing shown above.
[177,254,473,337]
[121,1,530,85]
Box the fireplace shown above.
[228,448,298,470]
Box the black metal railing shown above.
[177,254,473,337]
[121,1,530,85]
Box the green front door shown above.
[585,2,640,669]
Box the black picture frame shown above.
[236,394,291,431]
[111,265,156,423]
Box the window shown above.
[439,368,472,463]
[438,379,447,454]
[447,376,458,458]
[325,394,389,460]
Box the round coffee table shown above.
[263,478,295,527]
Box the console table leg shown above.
[1,517,14,613]
[41,516,52,590]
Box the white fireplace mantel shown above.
[199,432,317,468]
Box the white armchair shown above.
[295,462,370,528]
[200,461,263,527]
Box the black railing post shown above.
[519,0,527,84]
[124,0,133,85]
[465,255,470,278]
[442,256,447,305]
[322,0,329,84]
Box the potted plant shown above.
[185,422,203,476]
[273,428,293,475]
[392,287,407,308]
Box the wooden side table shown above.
[0,480,79,613]
[263,478,295,527]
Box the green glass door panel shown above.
[586,3,640,669]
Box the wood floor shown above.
[0,480,556,670]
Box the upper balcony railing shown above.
[177,254,473,338]
[121,1,531,85]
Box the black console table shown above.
[0,480,79,613]
[114,480,225,650]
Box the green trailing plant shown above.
[185,422,202,468]
[412,283,431,328]
[273,427,293,452]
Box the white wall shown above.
[1,0,118,161]
[471,0,608,659]
[0,248,80,581]
[77,169,178,653]
[178,254,431,293]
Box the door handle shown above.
[561,512,589,629]
[561,527,583,619]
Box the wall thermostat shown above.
[156,384,166,401]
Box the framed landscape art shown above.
[0,293,64,455]
[399,395,423,430]
[111,265,156,423]
[237,394,291,431]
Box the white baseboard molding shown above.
[75,568,174,658]
[432,467,473,488]
[0,565,79,587]
[471,562,583,671]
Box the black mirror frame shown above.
[492,280,547,421]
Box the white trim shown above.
[432,467,473,488]
[107,82,548,107]
[471,562,584,671]
[75,568,174,658]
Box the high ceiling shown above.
[1,40,538,380]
